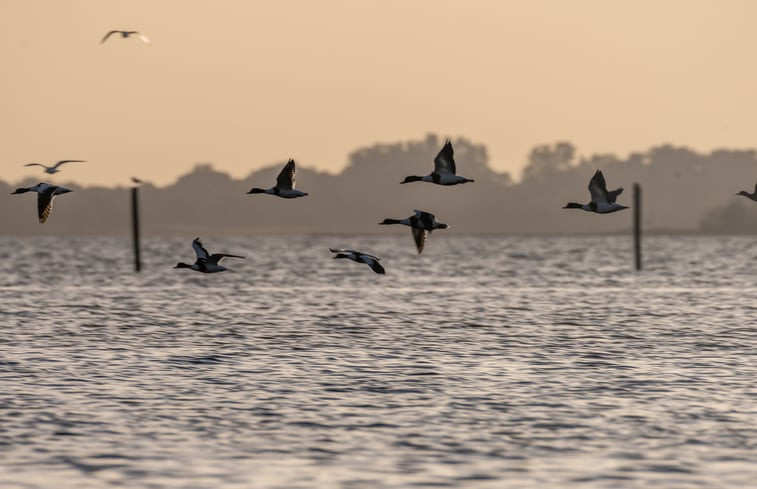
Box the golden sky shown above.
[2,0,757,186]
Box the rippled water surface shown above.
[1,235,756,488]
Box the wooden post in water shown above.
[633,183,641,271]
[131,187,141,272]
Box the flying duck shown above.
[101,30,151,45]
[247,159,308,198]
[174,237,245,273]
[24,160,85,175]
[737,182,757,201]
[329,248,385,274]
[401,140,474,186]
[11,183,72,223]
[379,209,449,254]
[563,170,627,214]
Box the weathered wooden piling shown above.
[633,183,641,271]
[131,187,141,272]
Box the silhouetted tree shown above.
[5,137,757,235]
[521,142,575,183]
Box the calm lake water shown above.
[1,235,755,488]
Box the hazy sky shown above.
[2,1,757,186]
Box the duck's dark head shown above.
[246,188,266,194]
[400,175,422,184]
[11,188,30,195]
[737,191,750,197]
[436,223,449,230]
[379,218,401,225]
[563,202,583,209]
[333,253,349,259]
[174,262,192,269]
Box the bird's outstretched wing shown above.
[588,170,610,204]
[37,190,55,224]
[208,253,245,265]
[329,248,356,254]
[24,163,48,169]
[411,227,428,254]
[51,160,85,170]
[101,30,120,43]
[366,258,385,274]
[433,140,456,175]
[607,186,624,203]
[192,237,210,260]
[276,159,296,190]
[331,248,381,262]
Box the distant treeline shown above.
[3,134,757,236]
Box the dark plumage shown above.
[379,209,449,254]
[247,159,308,198]
[330,248,385,274]
[174,237,244,273]
[401,140,474,185]
[736,182,757,201]
[24,160,85,175]
[11,182,73,223]
[101,30,151,44]
[563,170,628,214]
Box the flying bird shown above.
[563,170,628,214]
[131,177,144,185]
[736,182,757,201]
[379,209,449,254]
[401,140,474,186]
[330,248,385,274]
[24,160,85,175]
[101,30,151,45]
[174,237,245,273]
[247,159,308,198]
[11,183,73,223]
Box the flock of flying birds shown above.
[15,30,757,275]
[173,141,467,274]
[13,137,632,275]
